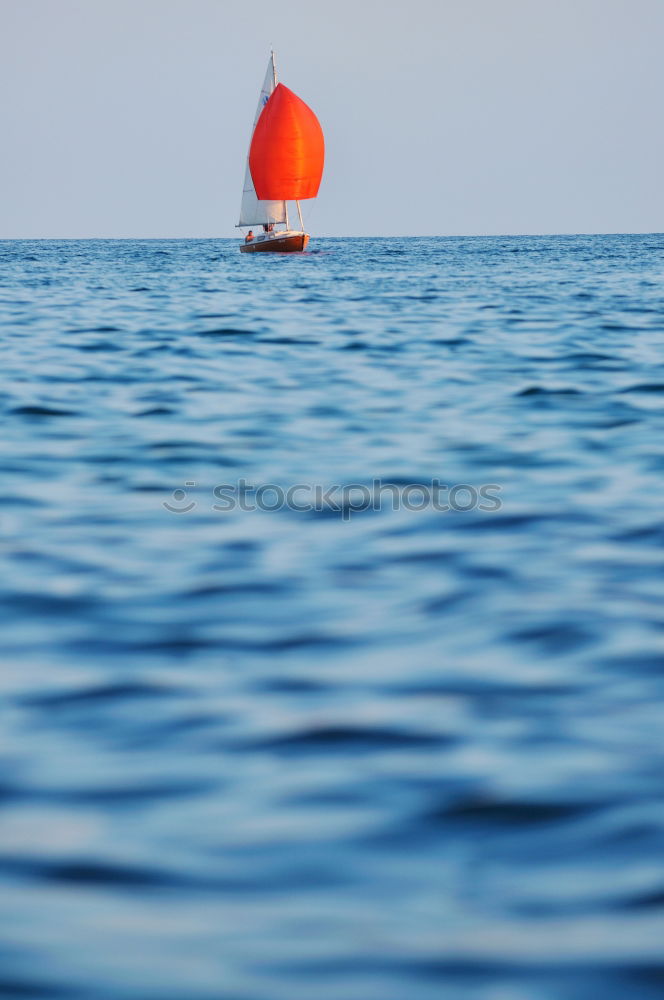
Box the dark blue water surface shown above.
[1,235,663,1000]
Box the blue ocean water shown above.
[0,235,663,1000]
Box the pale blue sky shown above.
[1,0,663,237]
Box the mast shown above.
[237,54,287,228]
[272,49,285,231]
[241,52,324,237]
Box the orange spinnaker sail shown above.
[249,84,324,201]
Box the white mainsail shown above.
[237,53,287,227]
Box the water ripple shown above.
[1,235,663,1000]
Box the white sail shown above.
[237,53,286,227]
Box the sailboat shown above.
[237,52,324,253]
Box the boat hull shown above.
[240,232,309,253]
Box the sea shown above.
[1,234,663,1000]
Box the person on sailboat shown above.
[245,230,254,242]
[263,224,274,233]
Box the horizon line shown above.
[2,230,663,241]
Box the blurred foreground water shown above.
[1,235,663,1000]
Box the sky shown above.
[1,0,663,238]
